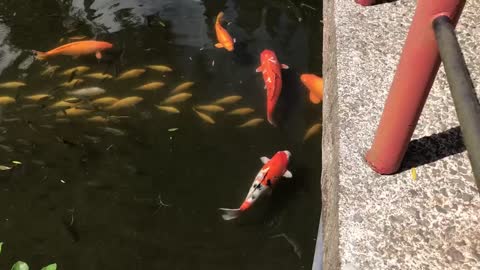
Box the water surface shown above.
[0,0,323,269]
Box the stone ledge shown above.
[319,1,480,269]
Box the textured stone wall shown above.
[321,1,480,269]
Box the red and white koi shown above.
[219,150,292,221]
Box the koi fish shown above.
[214,12,234,51]
[213,95,242,105]
[0,97,15,105]
[256,49,288,126]
[237,118,264,128]
[67,87,106,97]
[34,40,113,60]
[300,74,323,104]
[219,150,292,220]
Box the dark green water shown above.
[0,0,322,269]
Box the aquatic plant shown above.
[1,242,57,270]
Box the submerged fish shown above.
[0,165,12,171]
[300,74,323,104]
[57,107,92,117]
[213,95,242,105]
[0,96,15,105]
[40,65,60,77]
[86,115,109,123]
[115,69,146,80]
[195,104,224,113]
[24,94,52,102]
[34,40,113,60]
[238,118,264,128]
[108,115,130,122]
[214,12,234,51]
[55,118,71,123]
[155,105,180,114]
[68,35,88,41]
[64,97,82,103]
[303,123,321,141]
[20,104,41,110]
[0,144,13,152]
[134,82,165,91]
[0,81,26,89]
[162,93,192,105]
[146,65,173,72]
[101,127,126,136]
[219,151,292,220]
[227,107,254,116]
[91,97,119,106]
[49,100,75,109]
[3,117,21,123]
[193,109,215,124]
[256,49,289,126]
[67,87,106,97]
[60,79,84,88]
[105,96,143,111]
[60,66,90,76]
[170,82,194,94]
[83,72,113,80]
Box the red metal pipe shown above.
[366,0,466,174]
[355,0,376,6]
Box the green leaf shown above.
[11,261,29,270]
[0,242,3,254]
[40,263,57,270]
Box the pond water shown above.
[0,0,322,269]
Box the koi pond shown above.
[0,0,322,269]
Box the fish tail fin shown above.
[33,50,47,60]
[267,115,276,126]
[218,208,242,221]
[216,12,224,24]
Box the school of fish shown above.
[0,10,323,222]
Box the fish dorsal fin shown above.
[255,66,263,73]
[283,170,292,178]
[260,157,270,164]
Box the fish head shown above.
[282,150,291,160]
[301,74,323,91]
[260,49,276,63]
[224,41,234,51]
[300,74,315,88]
[98,41,114,50]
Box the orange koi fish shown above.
[34,40,113,60]
[219,150,292,220]
[256,49,289,126]
[214,12,234,51]
[300,74,323,104]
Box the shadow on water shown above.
[399,126,465,172]
[0,0,323,269]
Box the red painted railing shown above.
[364,0,466,174]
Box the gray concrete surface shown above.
[321,0,480,269]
